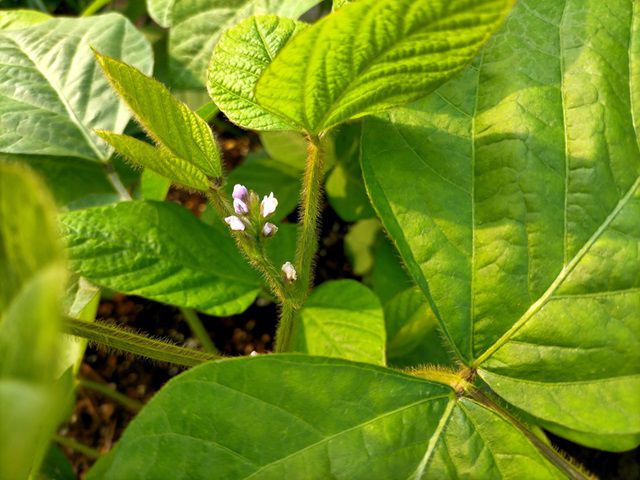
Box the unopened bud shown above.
[232,184,249,201]
[260,192,278,218]
[224,215,245,231]
[281,261,297,282]
[233,198,249,215]
[262,222,278,237]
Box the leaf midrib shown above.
[472,2,640,367]
[242,393,454,479]
[474,175,640,366]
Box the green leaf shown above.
[96,131,210,191]
[0,14,152,162]
[385,289,455,369]
[255,0,515,133]
[147,0,175,27]
[0,162,67,480]
[58,275,101,377]
[208,15,307,131]
[168,0,322,88]
[371,236,414,306]
[140,168,172,201]
[89,356,563,479]
[326,123,375,221]
[61,201,261,316]
[265,223,297,273]
[95,52,222,178]
[0,153,117,209]
[291,280,386,365]
[362,0,640,450]
[39,444,75,480]
[259,130,307,169]
[0,9,50,30]
[344,219,380,276]
[332,0,351,11]
[226,152,300,221]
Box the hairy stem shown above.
[78,378,143,412]
[274,135,326,353]
[64,318,219,367]
[54,434,101,459]
[180,307,218,354]
[295,135,326,297]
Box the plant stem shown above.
[64,317,220,367]
[78,378,143,412]
[81,0,111,16]
[274,134,326,353]
[180,307,218,354]
[104,162,131,201]
[409,366,473,394]
[294,135,326,297]
[54,434,101,459]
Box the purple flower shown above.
[232,184,249,201]
[262,222,278,237]
[260,192,278,218]
[233,198,249,215]
[224,215,245,231]
[281,261,297,282]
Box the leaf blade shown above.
[361,0,640,447]
[95,52,222,178]
[61,201,260,316]
[292,280,386,365]
[89,356,563,479]
[255,0,515,133]
[0,14,152,161]
[207,15,307,131]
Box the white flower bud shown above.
[260,192,278,218]
[262,222,278,237]
[224,215,245,231]
[233,198,249,215]
[232,184,248,201]
[281,261,297,282]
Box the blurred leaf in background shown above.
[0,162,69,479]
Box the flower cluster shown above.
[224,184,279,238]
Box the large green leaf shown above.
[147,0,175,27]
[385,289,455,369]
[168,0,322,88]
[95,52,222,178]
[208,15,307,131]
[362,0,640,450]
[88,356,563,479]
[0,14,152,162]
[5,154,118,209]
[0,9,50,30]
[326,123,375,221]
[255,0,514,133]
[61,201,261,316]
[0,162,67,480]
[291,280,386,365]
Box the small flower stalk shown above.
[224,184,279,239]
